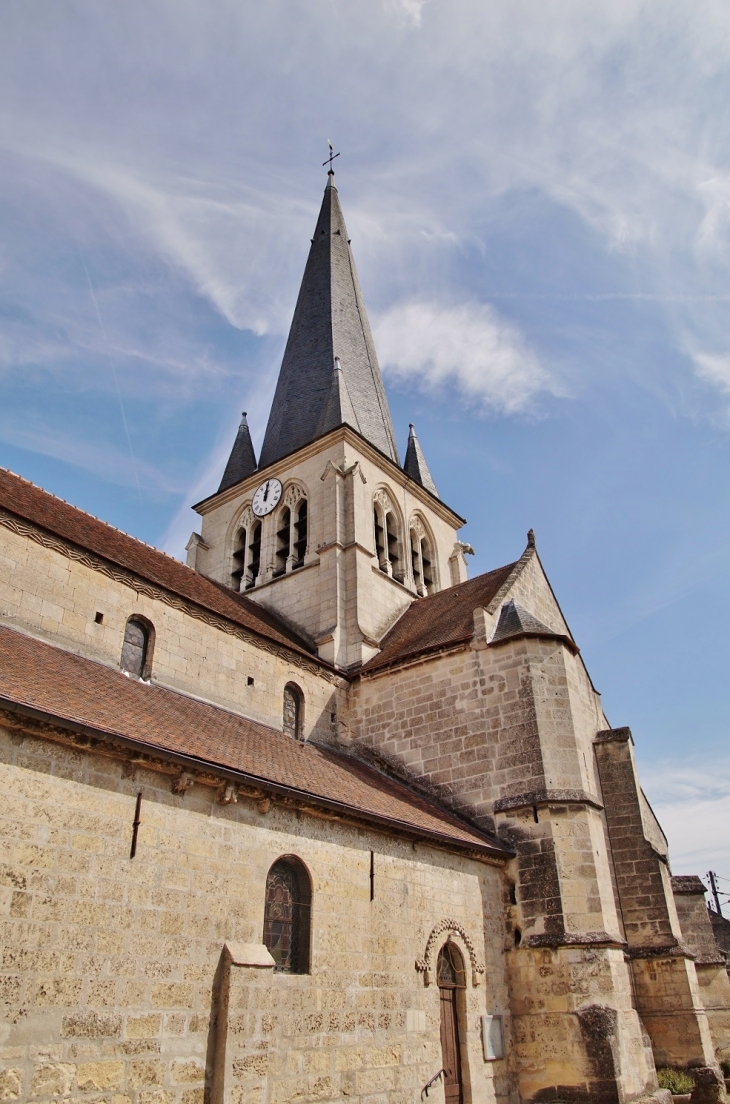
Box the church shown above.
[1,167,729,1104]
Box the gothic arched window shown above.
[121,616,154,679]
[274,507,291,577]
[410,519,437,597]
[231,526,247,590]
[246,520,262,589]
[373,492,404,583]
[293,498,308,567]
[283,683,304,740]
[263,857,312,973]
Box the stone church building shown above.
[1,169,729,1104]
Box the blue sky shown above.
[2,0,729,891]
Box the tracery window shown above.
[283,682,304,740]
[373,491,404,583]
[410,517,436,596]
[121,617,153,679]
[273,489,308,578]
[263,857,312,973]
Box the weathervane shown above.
[323,141,340,172]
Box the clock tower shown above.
[188,170,470,670]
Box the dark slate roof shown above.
[258,172,399,469]
[0,467,316,660]
[490,599,576,652]
[316,358,361,436]
[0,624,510,859]
[403,424,438,498]
[218,412,257,492]
[361,563,518,673]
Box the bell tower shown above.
[189,170,470,669]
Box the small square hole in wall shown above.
[94,612,104,624]
[247,676,254,686]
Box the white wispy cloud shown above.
[375,300,558,414]
[642,756,730,876]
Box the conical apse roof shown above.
[258,172,399,469]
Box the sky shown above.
[1,0,729,890]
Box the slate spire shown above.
[258,171,399,469]
[218,412,257,493]
[403,424,439,498]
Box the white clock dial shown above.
[251,478,283,517]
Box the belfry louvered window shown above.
[263,857,311,973]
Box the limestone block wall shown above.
[0,723,512,1104]
[0,522,345,742]
[672,877,730,1062]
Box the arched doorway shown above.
[437,942,466,1104]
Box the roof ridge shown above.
[0,466,188,567]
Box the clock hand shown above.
[263,481,270,502]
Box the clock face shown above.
[251,478,283,517]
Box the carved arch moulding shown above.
[283,483,305,509]
[373,486,397,513]
[415,919,485,987]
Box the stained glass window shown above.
[437,942,466,988]
[283,684,303,740]
[121,618,149,678]
[263,858,311,973]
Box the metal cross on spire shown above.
[323,141,340,172]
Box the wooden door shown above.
[439,985,463,1104]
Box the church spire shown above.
[258,171,399,470]
[218,412,257,492]
[403,424,439,498]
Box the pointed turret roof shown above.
[218,412,257,492]
[258,171,399,469]
[490,599,578,653]
[403,424,438,498]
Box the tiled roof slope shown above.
[0,624,508,858]
[0,467,315,660]
[362,563,518,674]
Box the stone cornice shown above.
[494,789,604,814]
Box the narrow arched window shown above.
[385,512,402,581]
[283,683,304,740]
[245,520,262,589]
[231,526,247,590]
[121,617,153,679]
[263,857,312,973]
[274,507,291,577]
[293,499,307,567]
[437,942,467,988]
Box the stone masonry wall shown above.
[0,522,345,744]
[0,723,511,1104]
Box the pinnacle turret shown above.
[218,412,257,492]
[403,424,438,498]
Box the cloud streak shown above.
[375,300,558,414]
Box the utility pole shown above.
[708,871,723,917]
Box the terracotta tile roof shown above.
[0,624,508,858]
[362,563,519,673]
[0,467,316,661]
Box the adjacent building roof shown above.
[258,171,400,470]
[361,563,518,673]
[0,623,509,859]
[0,467,315,661]
[218,412,257,492]
[403,424,438,498]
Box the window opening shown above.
[422,537,434,593]
[231,527,247,590]
[121,618,150,679]
[263,858,311,973]
[274,507,291,577]
[374,506,385,569]
[283,683,303,740]
[437,942,467,988]
[246,521,262,589]
[293,499,307,567]
[94,611,104,624]
[386,513,401,580]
